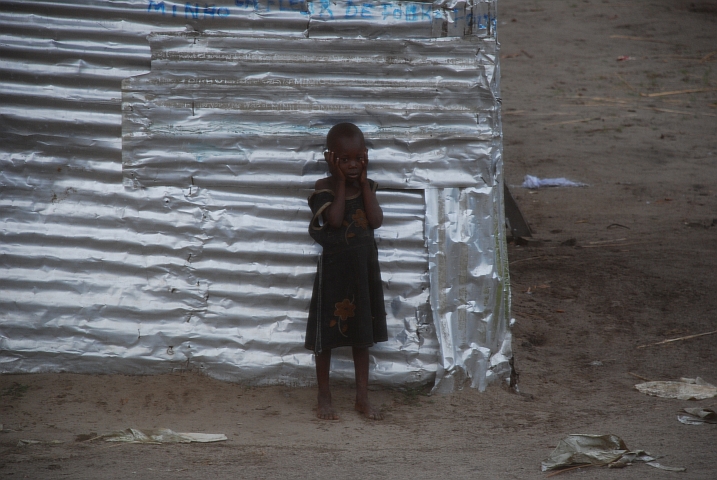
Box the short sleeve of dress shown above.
[308,189,334,245]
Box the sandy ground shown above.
[2,1,717,478]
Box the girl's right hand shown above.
[325,150,345,182]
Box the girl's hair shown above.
[326,123,365,151]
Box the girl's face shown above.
[333,135,366,181]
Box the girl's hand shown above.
[359,149,369,186]
[325,150,345,182]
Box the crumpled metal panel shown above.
[425,187,511,392]
[0,0,509,391]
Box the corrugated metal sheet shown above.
[0,0,509,391]
[123,34,497,190]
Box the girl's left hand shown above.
[359,149,369,186]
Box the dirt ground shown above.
[2,1,716,478]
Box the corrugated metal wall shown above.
[0,0,509,390]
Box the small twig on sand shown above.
[637,330,717,349]
[615,73,636,92]
[589,238,626,245]
[700,51,716,63]
[649,107,716,117]
[509,256,546,265]
[587,96,629,104]
[546,117,600,126]
[628,372,652,382]
[509,255,571,266]
[545,464,597,478]
[521,49,534,59]
[607,223,630,230]
[562,96,628,105]
[641,87,717,98]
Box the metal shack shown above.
[0,0,511,392]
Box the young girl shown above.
[305,123,387,420]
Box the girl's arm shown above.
[359,151,383,229]
[323,151,347,229]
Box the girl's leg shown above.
[315,350,338,420]
[352,346,384,420]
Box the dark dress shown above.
[305,179,388,353]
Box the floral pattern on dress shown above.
[352,209,369,229]
[330,298,356,336]
[343,209,369,243]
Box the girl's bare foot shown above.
[355,400,384,420]
[317,393,339,420]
